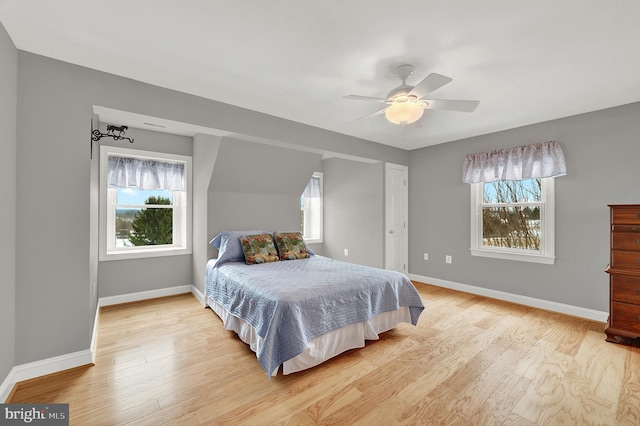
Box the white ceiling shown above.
[2,1,640,150]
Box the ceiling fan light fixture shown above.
[344,65,478,126]
[385,100,424,125]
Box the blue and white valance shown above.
[462,140,567,184]
[107,156,185,191]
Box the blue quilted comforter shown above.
[205,255,424,375]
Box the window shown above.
[99,145,192,260]
[464,140,566,264]
[470,177,555,264]
[301,172,323,243]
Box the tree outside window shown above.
[481,178,541,251]
[129,196,173,246]
[470,177,555,264]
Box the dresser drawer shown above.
[611,250,640,270]
[612,233,640,251]
[610,301,640,333]
[612,224,640,233]
[611,207,640,225]
[611,274,640,304]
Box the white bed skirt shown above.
[205,295,410,376]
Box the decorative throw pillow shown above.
[274,231,311,260]
[240,234,280,265]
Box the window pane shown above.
[116,207,173,247]
[483,179,541,204]
[300,195,305,234]
[303,197,321,240]
[116,188,173,205]
[300,172,323,241]
[482,206,540,250]
[101,145,192,260]
[116,208,137,248]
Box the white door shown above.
[385,163,408,274]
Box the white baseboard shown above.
[0,369,15,403]
[191,285,206,307]
[0,350,93,403]
[98,285,193,307]
[409,273,608,323]
[2,284,201,403]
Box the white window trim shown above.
[99,145,192,261]
[470,177,556,265]
[302,172,323,244]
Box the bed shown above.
[204,230,425,376]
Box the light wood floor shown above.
[9,282,640,425]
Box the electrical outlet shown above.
[423,253,428,261]
[344,248,349,256]
[446,255,452,264]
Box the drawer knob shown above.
[637,239,640,244]
[633,227,639,231]
[637,289,640,294]
[637,213,640,218]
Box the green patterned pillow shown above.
[240,234,280,265]
[274,231,310,260]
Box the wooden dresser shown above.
[605,204,640,343]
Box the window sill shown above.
[100,247,192,262]
[470,248,555,265]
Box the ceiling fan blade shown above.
[343,95,389,103]
[348,107,386,124]
[409,73,452,99]
[424,99,480,113]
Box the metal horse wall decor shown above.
[91,124,134,144]
[90,124,134,158]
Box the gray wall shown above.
[192,134,221,293]
[323,158,385,268]
[95,126,194,298]
[89,114,99,331]
[13,51,406,365]
[0,21,17,384]
[207,138,323,260]
[409,102,640,312]
[16,53,92,363]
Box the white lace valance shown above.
[108,156,185,191]
[303,175,322,198]
[462,140,567,184]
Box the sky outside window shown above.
[483,178,540,203]
[116,188,173,205]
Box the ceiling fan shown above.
[344,64,479,126]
